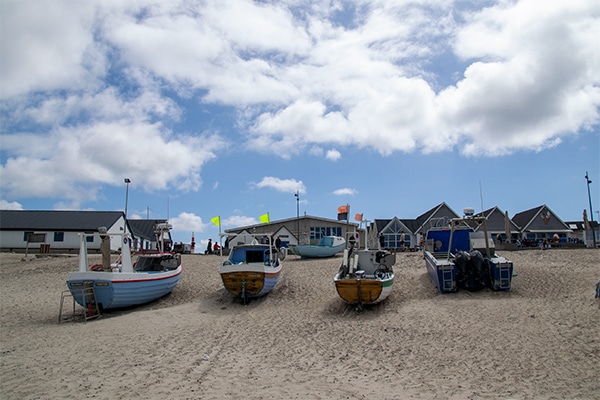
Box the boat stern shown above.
[424,251,458,294]
[487,257,514,291]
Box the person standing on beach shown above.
[379,233,385,250]
[400,231,405,251]
[206,239,213,254]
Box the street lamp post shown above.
[585,172,596,247]
[124,178,131,218]
[294,191,299,244]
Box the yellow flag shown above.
[259,213,270,224]
[211,216,220,227]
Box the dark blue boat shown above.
[423,215,514,294]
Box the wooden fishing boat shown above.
[333,246,396,309]
[220,234,286,302]
[66,223,182,310]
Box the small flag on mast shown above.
[211,216,220,227]
[355,213,363,221]
[259,213,270,224]
[337,205,349,221]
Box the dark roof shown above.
[128,219,168,240]
[0,210,124,231]
[415,202,459,232]
[400,219,421,233]
[512,205,543,229]
[512,204,571,232]
[415,203,442,227]
[373,204,459,235]
[374,219,391,233]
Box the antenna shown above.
[479,181,484,212]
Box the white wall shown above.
[0,218,131,252]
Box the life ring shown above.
[90,264,104,271]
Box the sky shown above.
[1,0,599,250]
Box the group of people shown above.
[205,238,220,254]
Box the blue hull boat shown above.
[291,236,345,258]
[424,214,514,294]
[67,224,182,310]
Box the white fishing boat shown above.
[333,222,395,310]
[220,234,286,302]
[66,223,182,310]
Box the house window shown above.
[380,220,410,250]
[310,226,342,240]
[85,232,94,243]
[23,231,33,242]
[54,232,65,242]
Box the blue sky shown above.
[1,0,599,248]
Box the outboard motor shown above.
[461,250,487,291]
[454,250,470,289]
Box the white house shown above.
[0,210,130,253]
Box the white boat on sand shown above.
[333,226,395,310]
[66,223,182,311]
[219,233,287,303]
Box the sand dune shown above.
[1,249,598,399]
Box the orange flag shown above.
[337,205,349,221]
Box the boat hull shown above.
[425,222,515,294]
[293,243,345,258]
[220,243,283,299]
[292,236,346,258]
[487,257,514,291]
[425,251,514,293]
[220,267,282,298]
[66,267,182,309]
[334,275,394,305]
[424,251,458,293]
[333,248,396,306]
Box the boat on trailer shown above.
[333,227,396,310]
[219,233,286,303]
[423,210,514,294]
[66,223,182,310]
[290,236,346,258]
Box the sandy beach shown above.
[1,249,598,399]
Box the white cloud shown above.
[255,177,306,194]
[223,215,258,228]
[0,120,223,201]
[0,200,23,210]
[1,0,599,209]
[439,0,600,156]
[333,188,357,196]
[0,1,102,98]
[326,149,341,161]
[309,146,324,156]
[169,212,206,234]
